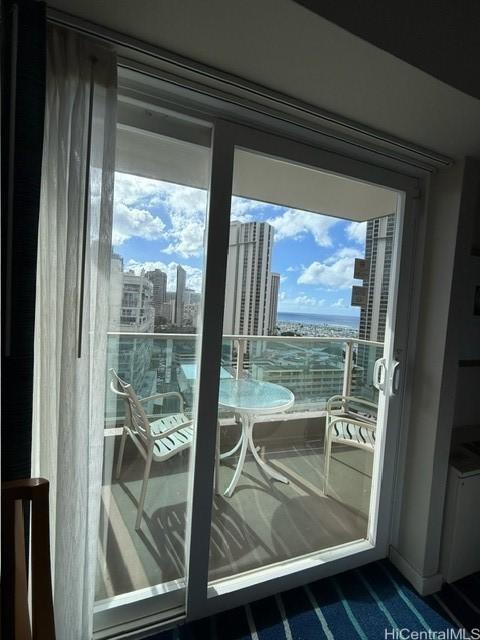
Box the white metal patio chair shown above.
[110,369,194,530]
[323,395,377,496]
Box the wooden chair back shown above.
[2,478,56,640]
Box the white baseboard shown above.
[389,547,443,595]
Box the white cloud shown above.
[230,196,282,223]
[113,172,207,256]
[126,259,203,292]
[155,182,207,213]
[279,294,320,308]
[331,298,347,308]
[114,172,163,205]
[267,210,338,246]
[150,183,207,258]
[163,211,205,258]
[112,202,165,246]
[345,221,367,245]
[231,198,259,223]
[278,294,344,314]
[298,246,363,289]
[293,295,318,306]
[324,246,360,264]
[279,275,288,283]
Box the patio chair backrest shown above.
[109,369,152,445]
[327,395,377,422]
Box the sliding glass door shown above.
[94,79,419,635]
[205,143,399,586]
[94,104,213,629]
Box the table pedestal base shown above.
[223,413,289,498]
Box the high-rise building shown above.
[108,255,155,333]
[183,302,201,326]
[223,221,275,336]
[358,215,395,342]
[106,262,156,407]
[183,288,201,305]
[174,265,187,326]
[157,301,174,324]
[268,272,280,335]
[145,268,167,329]
[353,214,395,396]
[120,272,155,332]
[108,253,125,331]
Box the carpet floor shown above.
[149,560,479,639]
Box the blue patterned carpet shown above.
[150,560,480,639]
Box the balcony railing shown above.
[105,332,383,424]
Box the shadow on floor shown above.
[96,434,371,600]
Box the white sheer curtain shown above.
[32,25,116,639]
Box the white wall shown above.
[391,161,465,591]
[49,0,480,160]
[451,159,480,432]
[454,368,480,426]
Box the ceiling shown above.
[117,125,397,222]
[295,0,480,101]
[49,0,480,160]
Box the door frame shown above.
[93,94,426,637]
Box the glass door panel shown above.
[95,106,211,616]
[207,146,401,585]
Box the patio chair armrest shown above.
[140,391,184,411]
[110,380,128,397]
[343,396,378,411]
[326,395,348,413]
[326,394,378,415]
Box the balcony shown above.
[96,333,382,602]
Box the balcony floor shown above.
[96,421,373,601]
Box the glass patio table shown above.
[218,378,295,497]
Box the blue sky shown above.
[112,172,367,317]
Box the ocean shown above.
[277,311,360,330]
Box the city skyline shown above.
[112,172,367,319]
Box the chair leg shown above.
[135,449,153,530]
[116,428,128,479]
[214,423,220,495]
[323,433,332,496]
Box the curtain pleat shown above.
[32,25,117,639]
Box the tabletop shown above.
[180,363,232,381]
[218,378,294,414]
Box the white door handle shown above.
[373,357,387,391]
[390,360,400,396]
